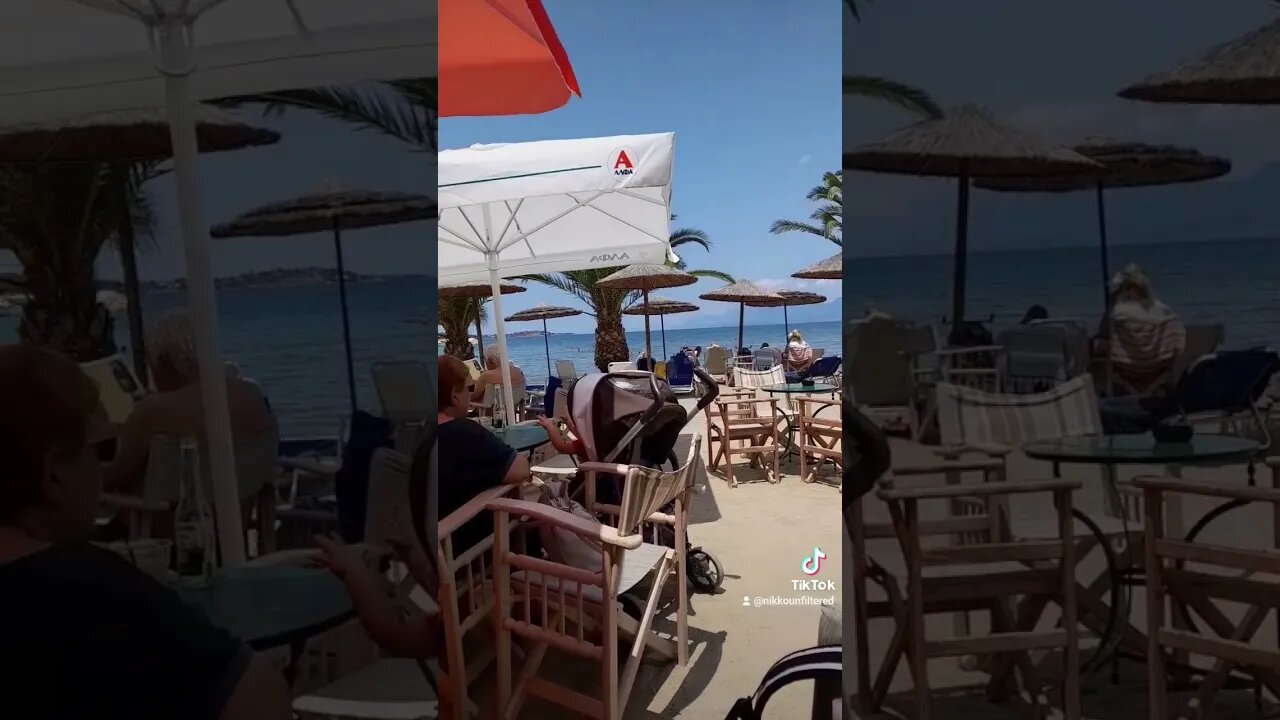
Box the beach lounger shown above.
[997,324,1071,393]
[371,361,432,452]
[846,318,921,436]
[666,352,696,394]
[555,359,579,382]
[753,346,784,370]
[608,361,637,372]
[703,345,730,382]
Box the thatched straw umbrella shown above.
[596,264,697,361]
[438,280,526,358]
[0,107,280,380]
[975,139,1230,308]
[699,280,784,352]
[748,290,827,347]
[504,303,582,379]
[791,253,842,280]
[1118,19,1280,104]
[211,187,437,414]
[623,296,699,359]
[845,104,1100,340]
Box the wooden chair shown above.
[101,421,281,555]
[704,387,780,487]
[1135,475,1280,720]
[797,396,842,484]
[437,483,522,720]
[921,376,1141,666]
[850,473,1082,720]
[486,434,703,720]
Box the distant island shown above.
[131,267,429,291]
[507,330,574,339]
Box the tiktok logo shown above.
[801,547,826,576]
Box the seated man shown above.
[104,309,274,494]
[471,345,526,408]
[0,344,290,719]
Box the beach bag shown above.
[724,645,842,719]
[535,478,604,572]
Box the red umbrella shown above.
[441,0,581,117]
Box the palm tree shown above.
[524,230,732,371]
[438,295,487,360]
[771,172,842,247]
[218,79,438,152]
[844,0,943,119]
[0,161,157,361]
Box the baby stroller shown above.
[565,366,725,593]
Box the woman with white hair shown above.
[1098,264,1186,393]
[104,308,272,493]
[470,345,526,405]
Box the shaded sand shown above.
[846,437,1280,719]
[481,397,844,719]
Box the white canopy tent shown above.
[438,132,675,423]
[0,0,436,566]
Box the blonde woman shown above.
[786,329,814,373]
[1099,264,1186,393]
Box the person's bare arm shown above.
[502,451,531,484]
[103,397,158,491]
[217,654,292,720]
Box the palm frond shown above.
[845,0,864,21]
[669,228,711,253]
[217,84,436,151]
[844,75,943,119]
[688,268,735,283]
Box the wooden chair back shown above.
[436,483,520,720]
[1135,475,1280,720]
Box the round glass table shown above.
[760,383,839,459]
[172,565,353,681]
[1022,432,1260,683]
[1023,433,1259,466]
[489,423,550,453]
[761,382,839,396]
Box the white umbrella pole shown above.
[483,207,516,425]
[160,20,245,566]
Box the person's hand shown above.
[535,414,557,435]
[313,533,370,582]
[387,537,438,591]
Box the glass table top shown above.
[1022,433,1260,465]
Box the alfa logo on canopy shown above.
[608,147,637,178]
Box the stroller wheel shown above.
[687,547,724,593]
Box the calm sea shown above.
[1,276,433,438]
[6,238,1276,436]
[843,237,1280,349]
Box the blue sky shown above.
[442,0,842,335]
[845,0,1280,257]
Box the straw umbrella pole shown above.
[504,303,582,378]
[211,188,437,415]
[438,280,526,360]
[748,290,827,347]
[976,139,1230,308]
[596,264,697,361]
[845,104,1100,341]
[1118,18,1280,104]
[699,280,785,351]
[0,107,280,381]
[791,253,843,281]
[623,296,699,358]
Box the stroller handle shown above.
[689,367,720,420]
